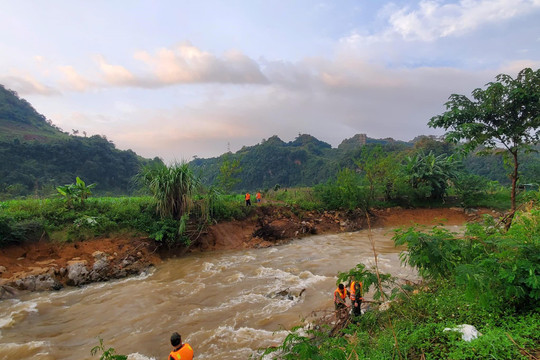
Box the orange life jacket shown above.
[245,193,251,200]
[169,343,193,360]
[334,287,346,303]
[350,281,363,301]
[256,192,261,199]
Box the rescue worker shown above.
[334,283,349,319]
[256,191,262,203]
[169,332,193,360]
[349,280,363,318]
[245,192,251,206]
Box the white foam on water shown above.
[215,293,268,310]
[260,297,301,314]
[223,271,245,284]
[170,279,206,296]
[0,299,39,330]
[47,269,156,301]
[127,352,156,360]
[193,324,288,352]
[0,340,50,358]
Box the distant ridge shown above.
[190,133,413,190]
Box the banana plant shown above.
[56,177,96,207]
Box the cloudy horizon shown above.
[2,0,539,162]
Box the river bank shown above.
[0,206,498,297]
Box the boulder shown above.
[13,274,63,291]
[66,260,89,286]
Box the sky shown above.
[1,0,539,162]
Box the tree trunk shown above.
[505,150,519,230]
[510,150,519,213]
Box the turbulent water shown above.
[0,226,456,360]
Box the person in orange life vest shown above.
[169,332,193,360]
[245,192,251,206]
[349,280,363,318]
[256,191,262,203]
[334,283,349,311]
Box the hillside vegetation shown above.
[0,85,163,198]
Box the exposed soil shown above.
[0,206,500,295]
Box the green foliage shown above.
[453,173,489,207]
[138,162,200,220]
[401,150,458,201]
[90,338,127,360]
[216,153,242,193]
[395,209,540,308]
[394,226,463,279]
[353,145,400,204]
[429,67,540,211]
[57,177,96,207]
[314,168,370,211]
[337,263,393,301]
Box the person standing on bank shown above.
[245,192,251,206]
[256,191,262,203]
[334,283,349,319]
[169,332,194,360]
[349,280,363,318]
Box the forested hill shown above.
[190,133,413,191]
[191,132,539,192]
[0,84,163,198]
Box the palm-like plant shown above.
[138,162,200,220]
[403,151,458,200]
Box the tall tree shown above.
[429,67,540,214]
[216,153,242,193]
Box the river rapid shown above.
[0,226,455,360]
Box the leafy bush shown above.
[314,169,370,211]
[453,173,488,208]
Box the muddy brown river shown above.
[0,226,455,359]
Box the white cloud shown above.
[0,74,59,95]
[341,0,540,45]
[388,0,540,41]
[133,42,268,86]
[58,66,94,92]
[95,55,136,86]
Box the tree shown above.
[216,153,242,193]
[429,67,540,214]
[353,145,398,203]
[402,150,458,201]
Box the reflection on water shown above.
[0,227,461,359]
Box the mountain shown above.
[191,133,412,191]
[0,84,162,198]
[0,85,67,142]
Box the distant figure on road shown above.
[256,191,262,203]
[245,192,251,206]
[169,332,193,360]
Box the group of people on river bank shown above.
[245,191,262,206]
[334,281,363,320]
